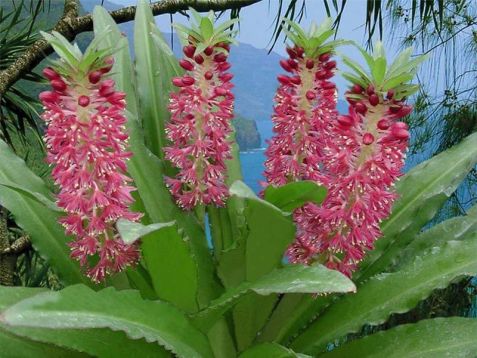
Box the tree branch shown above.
[0,0,261,96]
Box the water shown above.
[239,120,274,193]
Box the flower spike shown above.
[39,31,141,282]
[164,9,237,209]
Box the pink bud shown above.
[204,71,213,80]
[319,53,331,62]
[194,54,204,64]
[78,95,90,107]
[215,87,228,96]
[355,102,367,114]
[306,90,316,100]
[362,132,375,145]
[290,76,301,85]
[51,79,67,92]
[277,75,290,85]
[324,60,336,70]
[39,91,58,103]
[352,84,363,94]
[204,46,214,56]
[322,81,336,90]
[399,105,413,116]
[280,59,293,72]
[172,78,185,87]
[179,59,194,71]
[393,121,409,130]
[377,119,391,130]
[183,45,196,58]
[181,76,195,86]
[295,47,304,58]
[287,59,298,69]
[386,90,394,99]
[218,62,231,71]
[219,73,233,82]
[338,115,353,127]
[315,70,328,80]
[42,67,59,81]
[286,47,297,59]
[366,85,375,95]
[369,93,380,106]
[214,53,227,63]
[391,127,410,140]
[306,59,314,69]
[99,80,115,97]
[107,92,126,104]
[88,71,102,84]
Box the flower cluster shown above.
[264,21,422,276]
[288,89,412,276]
[164,13,236,209]
[40,51,141,282]
[264,46,337,186]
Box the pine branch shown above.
[0,0,261,97]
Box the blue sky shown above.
[109,0,371,55]
[109,0,374,93]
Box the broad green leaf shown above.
[382,73,414,91]
[386,47,413,76]
[191,264,355,331]
[358,132,477,282]
[228,181,296,349]
[0,178,59,212]
[264,181,327,212]
[321,318,477,358]
[394,204,477,269]
[134,0,182,158]
[291,237,477,354]
[240,343,310,358]
[141,223,200,312]
[0,139,88,286]
[116,219,175,244]
[2,285,213,358]
[0,287,169,358]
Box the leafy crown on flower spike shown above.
[342,42,427,101]
[174,8,238,55]
[281,17,349,58]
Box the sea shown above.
[239,120,274,193]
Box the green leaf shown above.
[240,343,310,358]
[371,57,386,85]
[141,223,200,313]
[134,0,183,158]
[358,132,477,282]
[116,219,175,245]
[382,73,415,91]
[191,264,355,331]
[2,285,213,358]
[264,181,327,212]
[340,55,371,83]
[228,181,297,349]
[291,237,477,354]
[321,318,477,358]
[394,204,477,269]
[200,17,214,39]
[93,6,139,117]
[341,72,368,88]
[0,139,88,286]
[387,46,413,76]
[0,286,169,357]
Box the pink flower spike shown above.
[40,51,142,282]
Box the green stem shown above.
[207,205,223,261]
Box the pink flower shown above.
[287,87,411,276]
[40,58,141,282]
[264,48,337,186]
[164,42,234,209]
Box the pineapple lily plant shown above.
[0,2,477,357]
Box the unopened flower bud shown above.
[78,95,90,107]
[363,132,375,145]
[179,59,194,71]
